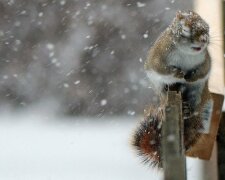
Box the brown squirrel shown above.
[132,10,213,168]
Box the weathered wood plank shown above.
[162,91,186,180]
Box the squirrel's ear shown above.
[176,10,184,20]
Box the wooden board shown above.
[186,94,223,159]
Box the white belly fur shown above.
[146,70,184,91]
[167,48,205,71]
[146,70,209,92]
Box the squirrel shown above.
[132,10,213,168]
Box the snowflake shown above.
[127,110,136,116]
[143,33,148,38]
[137,2,146,8]
[165,7,170,10]
[63,83,69,88]
[46,43,54,50]
[38,12,44,17]
[74,80,80,85]
[60,0,66,6]
[100,99,107,106]
[121,34,126,40]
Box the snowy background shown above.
[1,0,219,180]
[0,0,192,115]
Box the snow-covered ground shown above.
[0,106,218,180]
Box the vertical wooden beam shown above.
[162,91,186,180]
[217,2,225,179]
[218,113,225,180]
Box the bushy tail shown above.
[131,102,204,168]
[131,106,164,168]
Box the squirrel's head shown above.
[171,10,209,55]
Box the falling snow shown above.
[38,12,44,17]
[14,21,21,27]
[20,10,27,15]
[143,33,148,38]
[165,7,170,10]
[51,58,58,64]
[121,34,126,40]
[46,43,55,50]
[86,2,91,7]
[74,80,80,85]
[8,0,15,6]
[127,110,136,116]
[0,0,193,116]
[60,0,66,6]
[63,83,69,88]
[100,99,107,106]
[137,2,146,8]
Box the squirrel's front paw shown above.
[170,66,185,79]
[184,69,198,82]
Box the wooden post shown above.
[217,2,225,179]
[218,113,225,180]
[162,91,186,180]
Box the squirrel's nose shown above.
[200,39,207,43]
[199,35,208,43]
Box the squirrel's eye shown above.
[182,29,191,38]
[181,24,191,37]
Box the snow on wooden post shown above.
[162,91,186,180]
